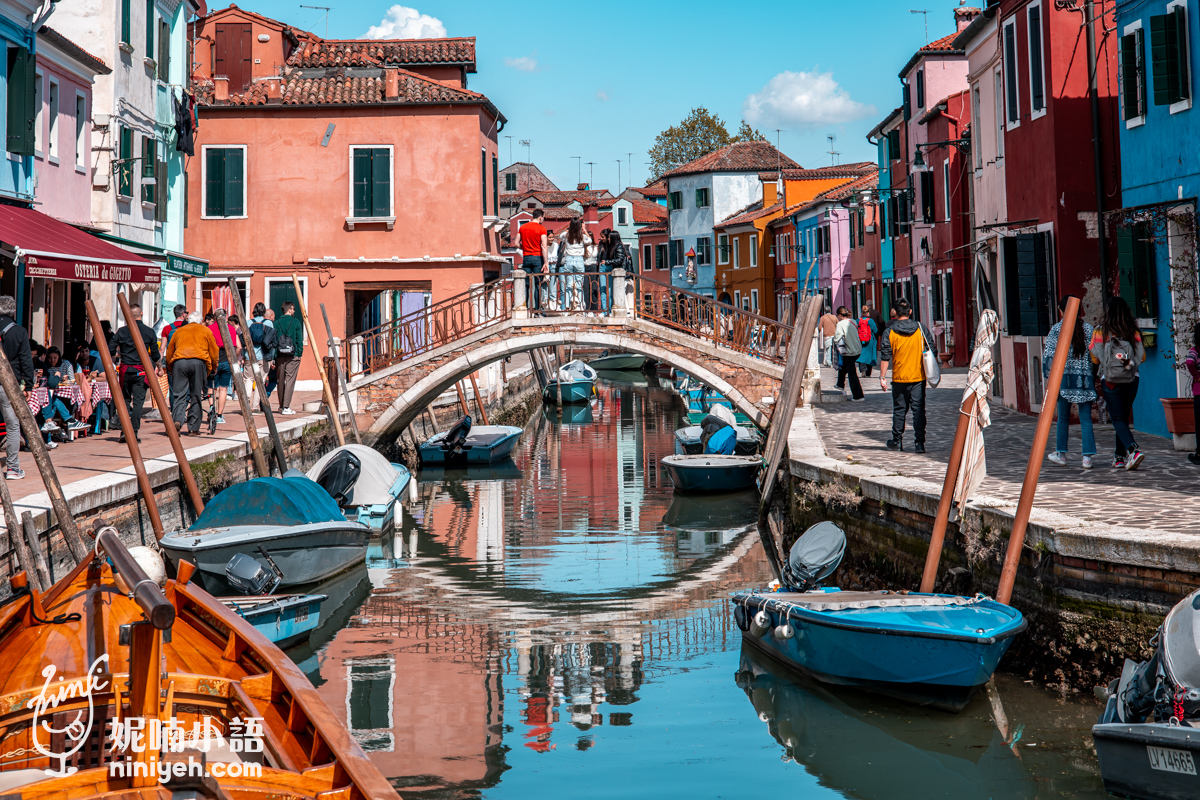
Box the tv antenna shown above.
[572,156,582,185]
[299,4,330,37]
[827,134,840,166]
[505,135,513,164]
[519,139,532,163]
[586,161,596,187]
[627,153,634,189]
[909,9,930,44]
[615,159,622,193]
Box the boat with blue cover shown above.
[306,443,411,531]
[544,359,597,404]
[673,423,761,456]
[160,474,370,587]
[419,415,523,465]
[732,521,1026,711]
[223,593,326,649]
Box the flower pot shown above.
[939,351,954,367]
[1161,398,1196,434]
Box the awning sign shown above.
[22,253,161,285]
[166,253,209,277]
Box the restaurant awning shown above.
[0,205,160,284]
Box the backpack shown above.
[858,318,872,343]
[249,321,266,347]
[277,328,296,356]
[1098,335,1137,383]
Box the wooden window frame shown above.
[347,144,395,228]
[200,144,247,219]
[1027,1,1047,119]
[717,233,730,265]
[1003,18,1021,129]
[1122,21,1147,127]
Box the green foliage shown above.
[733,120,768,142]
[647,108,767,179]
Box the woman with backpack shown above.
[858,304,878,378]
[557,219,591,313]
[1043,296,1097,469]
[1089,296,1146,470]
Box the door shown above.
[269,281,302,320]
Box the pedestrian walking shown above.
[274,301,304,415]
[878,299,935,454]
[206,312,240,425]
[558,218,590,312]
[248,302,277,411]
[858,304,878,377]
[166,311,217,435]
[113,301,161,443]
[519,208,548,312]
[1186,323,1200,465]
[820,306,838,367]
[1043,296,1097,469]
[833,306,864,400]
[1089,296,1146,470]
[0,296,32,479]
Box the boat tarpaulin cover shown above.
[189,476,346,530]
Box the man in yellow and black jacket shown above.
[878,299,935,454]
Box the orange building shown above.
[184,6,506,386]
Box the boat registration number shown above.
[1147,746,1197,775]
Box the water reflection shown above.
[306,374,1107,800]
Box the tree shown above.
[647,107,732,179]
[733,121,768,142]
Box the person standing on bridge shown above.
[558,218,591,313]
[519,208,549,313]
[879,299,934,454]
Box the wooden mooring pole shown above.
[226,279,290,473]
[292,273,346,447]
[213,308,270,479]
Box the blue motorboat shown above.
[543,403,594,425]
[544,359,596,404]
[307,444,411,531]
[223,593,326,649]
[661,454,762,493]
[674,423,761,456]
[732,522,1026,712]
[419,415,523,465]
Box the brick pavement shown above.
[813,367,1200,536]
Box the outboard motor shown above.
[782,521,847,592]
[314,449,361,505]
[442,415,473,455]
[225,552,280,595]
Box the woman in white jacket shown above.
[557,218,592,312]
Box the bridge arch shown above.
[364,328,772,443]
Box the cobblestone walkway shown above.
[813,367,1200,536]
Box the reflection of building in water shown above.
[675,527,742,557]
[613,386,645,531]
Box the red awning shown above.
[0,205,160,284]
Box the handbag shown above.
[920,325,941,388]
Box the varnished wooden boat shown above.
[0,526,400,800]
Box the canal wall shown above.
[784,406,1182,695]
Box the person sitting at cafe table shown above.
[39,347,88,436]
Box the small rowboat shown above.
[732,522,1025,712]
[588,351,647,371]
[223,593,326,649]
[306,443,411,532]
[544,359,597,404]
[0,526,401,799]
[661,454,763,493]
[419,424,523,465]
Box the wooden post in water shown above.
[469,372,490,425]
[115,293,204,515]
[85,299,165,540]
[22,512,50,590]
[291,273,346,447]
[0,347,89,562]
[996,296,1080,606]
[919,393,976,593]
[213,308,270,479]
[454,382,471,418]
[554,348,563,406]
[225,281,290,472]
[319,303,362,445]
[0,475,38,590]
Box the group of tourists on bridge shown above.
[518,208,633,314]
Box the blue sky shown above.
[246,0,970,191]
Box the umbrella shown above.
[952,310,999,514]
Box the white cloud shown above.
[595,89,610,102]
[363,5,446,39]
[505,56,538,72]
[742,70,874,130]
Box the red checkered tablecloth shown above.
[27,381,112,417]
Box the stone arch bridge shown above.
[344,272,794,443]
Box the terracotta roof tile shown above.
[287,35,476,71]
[522,189,612,206]
[630,197,667,225]
[772,170,880,220]
[632,184,666,197]
[659,141,801,180]
[638,220,667,234]
[762,163,877,181]
[717,200,786,229]
[543,207,583,220]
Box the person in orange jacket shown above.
[165,311,218,435]
[878,298,935,454]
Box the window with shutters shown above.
[32,70,42,157]
[492,155,498,216]
[158,19,170,82]
[154,155,167,222]
[1151,3,1191,112]
[920,170,935,224]
[750,234,758,267]
[717,233,730,264]
[214,23,253,92]
[74,92,87,170]
[140,136,156,204]
[943,160,951,222]
[696,236,712,265]
[731,237,740,267]
[668,191,682,210]
[1001,232,1053,336]
[858,208,865,246]
[995,70,1007,155]
[350,146,393,223]
[504,172,517,191]
[47,79,58,162]
[120,0,131,46]
[1003,18,1021,128]
[655,243,667,269]
[202,145,246,218]
[480,148,487,214]
[916,69,925,108]
[6,46,34,157]
[669,238,684,267]
[118,126,133,197]
[887,128,900,161]
[1028,2,1046,118]
[617,206,627,225]
[1116,222,1159,319]
[695,187,710,208]
[848,216,856,250]
[902,84,911,121]
[1122,23,1147,125]
[145,0,154,59]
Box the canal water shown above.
[299,371,1112,799]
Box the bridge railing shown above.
[628,274,792,365]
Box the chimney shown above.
[763,178,778,207]
[384,68,399,101]
[266,77,281,102]
[955,6,981,32]
[214,76,229,102]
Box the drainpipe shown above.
[1085,0,1110,295]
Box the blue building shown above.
[1114,0,1200,440]
[0,0,39,208]
[868,108,904,315]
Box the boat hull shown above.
[225,593,326,649]
[420,425,523,465]
[543,380,594,404]
[662,455,761,493]
[734,591,1025,712]
[590,353,647,370]
[160,521,369,587]
[1093,723,1200,800]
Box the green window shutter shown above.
[159,19,170,82]
[142,137,156,178]
[492,155,498,216]
[205,147,225,216]
[1151,13,1181,105]
[119,127,133,195]
[1175,6,1191,101]
[1122,32,1142,118]
[1116,225,1136,310]
[155,158,167,222]
[1029,6,1044,111]
[146,0,154,58]
[1129,222,1158,318]
[372,148,390,217]
[887,129,900,160]
[225,148,244,216]
[352,148,371,216]
[1005,23,1019,121]
[121,0,131,44]
[5,47,34,156]
[481,148,487,214]
[695,189,702,207]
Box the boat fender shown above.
[733,604,751,632]
[750,610,772,638]
[112,546,168,593]
[774,623,795,640]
